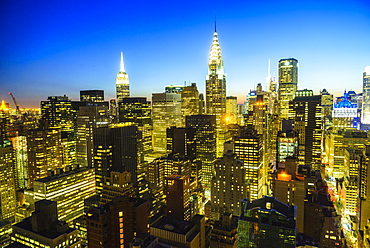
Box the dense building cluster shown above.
[1,28,370,248]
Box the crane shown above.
[8,92,20,115]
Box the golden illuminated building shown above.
[234,128,263,200]
[41,95,75,132]
[147,153,196,219]
[362,66,370,125]
[33,166,96,225]
[325,128,369,179]
[76,105,110,167]
[186,115,216,196]
[0,140,17,222]
[116,52,130,103]
[181,83,201,125]
[320,89,333,128]
[9,135,29,189]
[205,26,228,157]
[118,97,152,156]
[26,128,63,188]
[342,148,370,232]
[361,146,370,232]
[278,58,298,120]
[277,122,298,167]
[225,96,238,125]
[206,26,226,119]
[289,95,323,170]
[152,93,182,152]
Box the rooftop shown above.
[151,216,195,235]
[13,217,75,240]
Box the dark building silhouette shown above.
[86,196,149,248]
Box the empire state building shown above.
[116,52,130,103]
[205,26,226,121]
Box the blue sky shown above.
[1,0,369,108]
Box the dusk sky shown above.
[1,0,369,108]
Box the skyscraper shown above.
[0,140,17,222]
[41,95,74,132]
[116,52,130,103]
[278,58,298,120]
[186,115,217,195]
[118,97,152,156]
[206,25,226,121]
[362,66,370,125]
[211,151,246,220]
[289,94,323,170]
[234,128,263,200]
[26,128,63,188]
[205,27,229,157]
[76,105,110,167]
[93,123,141,193]
[181,83,201,125]
[225,96,238,125]
[152,93,182,152]
[166,174,191,221]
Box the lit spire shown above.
[208,26,224,75]
[214,16,217,32]
[120,52,125,72]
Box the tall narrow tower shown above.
[362,66,370,125]
[205,25,226,121]
[116,52,130,103]
[278,58,298,119]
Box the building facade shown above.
[278,58,298,120]
[152,93,182,152]
[362,66,370,125]
[33,166,96,225]
[0,140,17,222]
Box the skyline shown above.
[1,0,370,108]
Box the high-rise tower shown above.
[205,25,226,120]
[116,52,130,103]
[278,58,298,119]
[362,66,370,125]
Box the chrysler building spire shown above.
[116,52,130,103]
[208,28,224,75]
[205,26,226,116]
